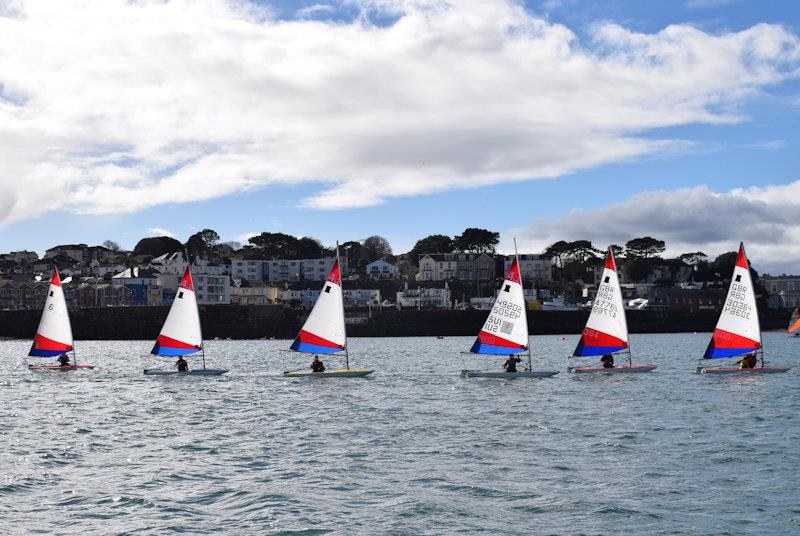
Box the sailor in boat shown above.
[57,354,71,367]
[503,355,521,373]
[311,355,325,373]
[176,356,189,372]
[601,354,614,369]
[738,352,758,369]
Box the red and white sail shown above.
[470,257,528,354]
[29,269,74,357]
[704,243,761,359]
[151,267,203,356]
[573,249,628,356]
[291,258,346,354]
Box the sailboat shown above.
[568,248,656,373]
[283,245,374,378]
[461,249,558,378]
[143,266,228,376]
[697,243,789,373]
[788,308,800,337]
[27,269,94,370]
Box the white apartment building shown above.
[366,260,398,279]
[416,253,494,281]
[231,259,264,281]
[396,286,452,309]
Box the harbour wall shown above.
[0,306,791,340]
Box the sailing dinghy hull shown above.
[461,369,559,378]
[568,364,656,373]
[283,369,374,378]
[696,366,789,374]
[28,364,95,371]
[143,369,228,376]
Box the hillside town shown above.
[1,228,798,314]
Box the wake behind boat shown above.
[461,244,558,379]
[567,248,655,374]
[143,266,227,376]
[283,244,374,378]
[696,243,789,374]
[27,269,94,371]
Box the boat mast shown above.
[514,238,532,372]
[337,242,349,370]
[188,262,207,370]
[742,243,764,368]
[60,269,79,367]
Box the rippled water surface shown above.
[1,333,799,535]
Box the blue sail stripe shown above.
[470,342,525,355]
[290,341,342,354]
[574,345,626,357]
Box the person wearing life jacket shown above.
[738,352,757,369]
[503,355,521,373]
[57,354,71,367]
[601,354,614,368]
[311,355,325,373]
[176,356,189,372]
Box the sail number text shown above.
[723,282,751,319]
[591,283,617,318]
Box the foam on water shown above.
[0,333,798,534]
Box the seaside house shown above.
[761,274,800,309]
[416,253,494,282]
[366,259,398,279]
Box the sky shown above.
[1,0,800,273]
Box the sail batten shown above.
[29,269,73,358]
[573,249,628,357]
[290,259,346,354]
[703,243,761,359]
[470,257,528,355]
[151,267,203,357]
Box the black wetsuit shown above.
[311,360,325,372]
[176,358,188,372]
[504,356,521,373]
[601,355,614,368]
[58,355,71,367]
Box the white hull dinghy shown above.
[697,243,790,375]
[568,364,656,374]
[568,248,656,374]
[461,243,558,379]
[283,244,375,378]
[144,266,228,376]
[26,269,94,371]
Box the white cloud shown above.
[0,0,798,225]
[147,227,175,238]
[296,3,335,18]
[510,180,800,275]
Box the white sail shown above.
[291,258,346,353]
[704,243,761,358]
[29,269,73,356]
[573,249,628,356]
[151,266,203,356]
[470,256,528,354]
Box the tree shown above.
[363,235,392,261]
[248,232,300,259]
[564,240,601,264]
[544,240,571,269]
[453,228,500,253]
[409,234,454,263]
[185,228,220,260]
[679,251,708,266]
[102,240,120,251]
[296,237,325,258]
[625,236,666,259]
[622,257,652,283]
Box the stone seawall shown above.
[0,306,791,340]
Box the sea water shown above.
[0,333,798,535]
